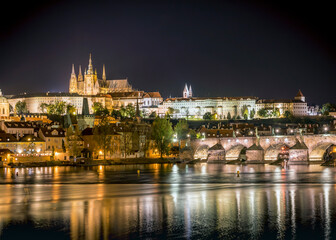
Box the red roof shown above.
[296,89,304,97]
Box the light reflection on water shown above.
[0,164,336,239]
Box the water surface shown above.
[1,164,336,239]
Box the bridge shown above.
[182,134,336,164]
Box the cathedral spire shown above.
[71,64,75,75]
[183,83,189,98]
[189,85,192,97]
[78,65,82,76]
[87,53,93,74]
[102,64,106,81]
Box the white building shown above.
[159,85,257,119]
[256,90,308,117]
[7,93,107,115]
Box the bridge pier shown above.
[288,140,309,165]
[246,144,264,164]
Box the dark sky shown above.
[1,0,335,104]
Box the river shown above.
[1,164,336,239]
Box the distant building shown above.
[0,90,9,119]
[38,127,66,152]
[159,85,257,119]
[307,105,320,116]
[256,90,308,117]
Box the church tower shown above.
[183,84,189,98]
[84,54,99,95]
[69,64,78,93]
[294,89,305,102]
[102,64,106,81]
[189,85,192,97]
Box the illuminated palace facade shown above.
[7,55,163,114]
[158,85,308,118]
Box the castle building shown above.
[69,54,132,95]
[159,86,257,119]
[256,90,308,116]
[6,54,162,115]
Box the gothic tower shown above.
[183,83,189,98]
[69,64,78,93]
[77,65,84,95]
[84,54,99,95]
[294,89,305,102]
[189,85,192,97]
[102,64,106,81]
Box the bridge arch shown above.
[264,143,289,161]
[226,144,247,161]
[309,142,336,162]
[194,144,209,160]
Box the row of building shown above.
[0,55,321,119]
[0,117,154,162]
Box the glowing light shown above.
[99,150,103,155]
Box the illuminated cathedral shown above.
[69,54,133,95]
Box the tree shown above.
[227,112,232,120]
[40,103,48,113]
[92,102,104,113]
[66,104,77,115]
[47,104,56,115]
[250,108,256,119]
[119,106,127,118]
[111,109,122,119]
[125,104,136,118]
[149,111,157,118]
[273,108,280,118]
[92,102,109,116]
[321,103,336,116]
[258,108,268,118]
[243,108,249,120]
[15,101,27,114]
[151,117,173,158]
[93,116,112,160]
[283,110,292,118]
[55,101,66,115]
[241,105,249,119]
[62,139,66,153]
[167,107,174,115]
[174,119,189,149]
[188,129,197,140]
[203,112,212,120]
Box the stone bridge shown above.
[184,134,336,164]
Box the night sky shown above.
[1,0,335,104]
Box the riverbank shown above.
[0,157,183,168]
